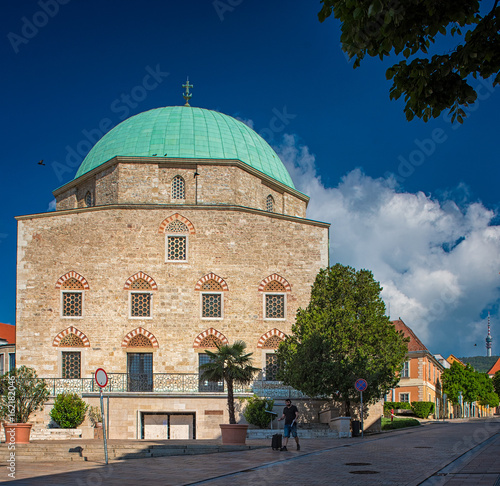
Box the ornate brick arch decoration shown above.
[193,328,229,348]
[258,274,291,292]
[158,214,195,235]
[53,326,90,347]
[121,328,159,348]
[123,272,158,290]
[55,271,90,290]
[257,329,287,349]
[194,273,229,291]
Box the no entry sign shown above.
[95,368,108,388]
[355,378,367,392]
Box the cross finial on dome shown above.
[182,77,193,106]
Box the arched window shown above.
[159,214,195,263]
[200,280,223,319]
[56,272,89,318]
[263,280,286,320]
[85,191,92,207]
[266,194,274,212]
[171,175,185,200]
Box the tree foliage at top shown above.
[276,264,409,416]
[318,0,500,123]
[441,361,499,407]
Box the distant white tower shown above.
[486,313,493,357]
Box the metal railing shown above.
[41,372,306,398]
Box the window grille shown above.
[199,335,223,349]
[62,351,81,379]
[265,353,279,381]
[131,292,151,317]
[131,279,152,290]
[265,294,285,319]
[202,294,222,318]
[171,176,185,200]
[59,334,84,347]
[262,335,283,349]
[128,334,153,347]
[62,292,83,317]
[167,236,187,261]
[198,354,224,392]
[165,221,188,233]
[266,195,274,212]
[127,353,153,392]
[85,191,92,207]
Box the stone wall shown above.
[54,159,308,218]
[16,205,329,378]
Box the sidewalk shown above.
[1,419,499,485]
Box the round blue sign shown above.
[355,378,367,392]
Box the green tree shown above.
[199,341,260,424]
[493,370,500,396]
[276,264,409,416]
[241,395,275,428]
[0,366,50,424]
[476,372,499,408]
[318,0,500,123]
[442,362,479,403]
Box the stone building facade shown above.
[16,105,330,439]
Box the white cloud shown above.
[275,134,500,357]
[47,199,56,211]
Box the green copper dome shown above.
[75,106,295,189]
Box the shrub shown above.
[88,406,102,427]
[0,366,50,423]
[50,393,88,428]
[411,401,435,419]
[383,401,412,417]
[242,395,274,428]
[381,417,420,430]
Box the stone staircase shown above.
[0,441,262,464]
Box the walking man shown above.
[278,399,300,451]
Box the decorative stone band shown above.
[194,273,229,291]
[53,326,91,347]
[121,327,159,348]
[124,272,158,290]
[55,271,90,290]
[158,213,196,234]
[258,274,291,292]
[257,329,287,348]
[193,328,229,348]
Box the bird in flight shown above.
[38,160,45,166]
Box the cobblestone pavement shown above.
[1,418,499,485]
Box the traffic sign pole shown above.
[100,388,108,465]
[95,369,109,465]
[354,379,368,439]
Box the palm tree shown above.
[200,340,260,424]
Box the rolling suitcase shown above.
[270,413,282,450]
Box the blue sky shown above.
[1,0,499,358]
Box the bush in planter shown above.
[50,393,88,428]
[0,366,50,423]
[411,401,435,419]
[88,406,102,427]
[242,395,274,428]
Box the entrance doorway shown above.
[141,412,196,439]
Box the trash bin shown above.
[351,420,361,437]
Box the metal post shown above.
[360,390,364,439]
[100,388,108,465]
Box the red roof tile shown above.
[487,357,500,376]
[0,323,16,344]
[391,319,428,352]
